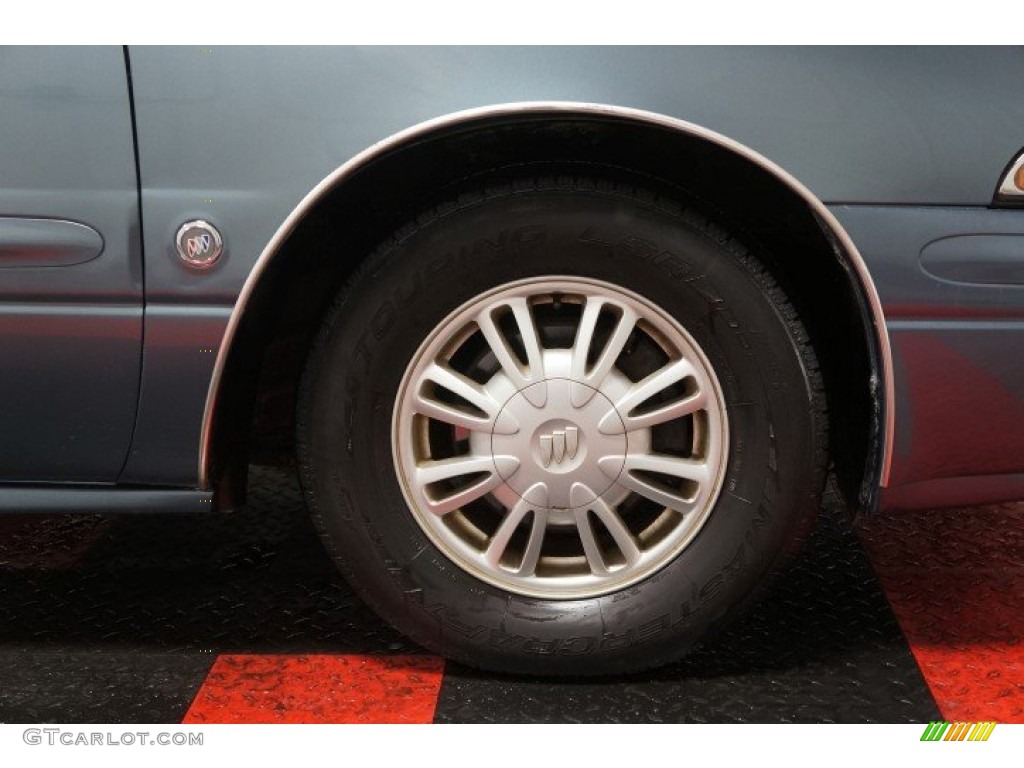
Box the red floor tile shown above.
[182,654,445,724]
[858,503,1024,723]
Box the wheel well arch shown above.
[201,102,892,514]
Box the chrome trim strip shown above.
[996,150,1024,199]
[197,102,896,490]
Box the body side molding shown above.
[0,487,213,514]
[197,102,895,491]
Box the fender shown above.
[197,102,895,492]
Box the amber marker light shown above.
[1015,164,1024,192]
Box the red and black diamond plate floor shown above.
[0,468,1020,723]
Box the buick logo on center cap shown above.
[175,220,223,269]
[539,425,580,467]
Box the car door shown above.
[0,46,142,483]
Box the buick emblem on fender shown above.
[187,233,211,258]
[539,425,579,467]
[175,219,223,269]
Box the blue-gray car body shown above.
[2,45,1023,516]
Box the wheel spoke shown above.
[600,358,698,434]
[604,390,707,433]
[477,297,546,406]
[572,508,608,576]
[518,509,549,576]
[477,298,546,382]
[485,483,548,573]
[412,390,495,433]
[568,482,610,575]
[510,297,546,383]
[571,298,637,406]
[477,305,531,390]
[598,453,709,514]
[569,298,604,387]
[623,454,710,484]
[485,497,530,567]
[416,454,519,515]
[590,496,641,566]
[418,362,516,434]
[611,475,695,515]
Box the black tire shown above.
[297,177,828,675]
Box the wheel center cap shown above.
[490,378,626,510]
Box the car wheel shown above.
[297,177,828,675]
